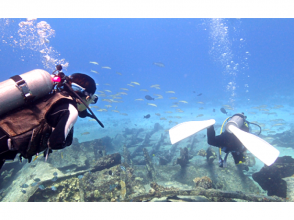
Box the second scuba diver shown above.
[207,113,258,171]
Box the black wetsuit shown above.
[0,100,80,169]
[207,125,246,164]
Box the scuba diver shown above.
[0,64,104,170]
[169,112,279,167]
[207,113,257,171]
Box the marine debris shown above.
[126,182,284,202]
[143,148,156,182]
[193,176,213,189]
[175,147,193,168]
[150,133,165,155]
[2,122,291,202]
[122,144,131,165]
[271,128,294,148]
[206,147,217,164]
[197,149,207,157]
[158,150,172,165]
[93,153,121,172]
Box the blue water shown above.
[1,18,294,148]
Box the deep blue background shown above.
[1,18,294,107]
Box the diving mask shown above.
[71,82,98,104]
[90,94,98,104]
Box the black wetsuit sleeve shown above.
[78,110,95,119]
[46,101,78,150]
[207,125,227,147]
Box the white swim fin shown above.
[169,119,216,145]
[227,125,279,166]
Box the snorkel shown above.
[51,64,104,128]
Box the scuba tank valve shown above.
[225,113,246,133]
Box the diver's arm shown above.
[78,109,95,119]
[46,103,78,150]
[207,125,227,147]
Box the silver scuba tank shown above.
[0,69,54,117]
[225,114,245,133]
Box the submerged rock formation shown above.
[175,147,193,168]
[252,156,294,198]
[193,176,213,189]
[206,147,217,164]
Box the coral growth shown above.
[197,149,207,157]
[193,176,213,189]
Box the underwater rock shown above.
[131,124,163,159]
[89,136,114,153]
[189,135,199,152]
[132,157,146,166]
[282,177,294,201]
[131,186,282,202]
[48,136,116,172]
[1,161,65,202]
[244,152,256,167]
[159,158,168,166]
[120,180,126,200]
[271,129,294,148]
[143,148,157,182]
[148,182,179,198]
[131,132,152,159]
[252,156,294,198]
[71,138,80,151]
[175,147,193,168]
[193,176,213,189]
[157,150,172,165]
[151,133,165,155]
[206,147,217,164]
[169,142,178,159]
[79,165,145,201]
[197,149,207,157]
[93,153,121,172]
[142,132,152,146]
[170,154,261,194]
[0,161,24,191]
[123,128,144,137]
[151,123,163,134]
[29,178,80,202]
[122,144,131,165]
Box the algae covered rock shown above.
[252,156,294,198]
[79,164,145,202]
[193,176,213,189]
